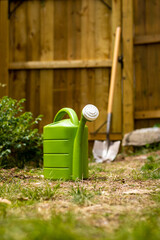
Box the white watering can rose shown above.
[82,104,99,121]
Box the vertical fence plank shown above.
[122,0,134,134]
[53,0,68,118]
[81,0,89,125]
[67,0,74,60]
[26,0,40,117]
[111,0,122,135]
[86,0,95,132]
[94,0,110,134]
[66,0,75,110]
[73,0,81,117]
[146,0,160,127]
[54,0,68,60]
[10,1,27,106]
[40,0,54,130]
[134,45,149,129]
[0,0,8,97]
[95,0,110,60]
[75,0,81,60]
[134,0,160,129]
[134,0,149,128]
[94,68,109,134]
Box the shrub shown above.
[0,96,43,168]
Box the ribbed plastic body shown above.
[43,119,88,180]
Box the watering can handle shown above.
[53,108,79,125]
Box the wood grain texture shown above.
[111,0,122,134]
[135,110,160,120]
[26,0,40,117]
[9,1,27,108]
[134,0,160,129]
[122,0,134,134]
[7,0,119,139]
[0,0,8,97]
[9,59,112,69]
[40,0,54,130]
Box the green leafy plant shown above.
[0,96,43,168]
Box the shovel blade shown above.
[92,140,120,163]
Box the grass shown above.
[0,215,84,240]
[140,155,160,179]
[0,150,160,239]
[0,180,60,205]
[0,213,104,240]
[70,184,93,206]
[0,206,160,240]
[132,154,160,180]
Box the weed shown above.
[151,191,160,203]
[89,164,107,173]
[0,203,9,218]
[70,184,93,206]
[93,184,104,195]
[0,182,60,204]
[131,155,160,180]
[131,169,144,180]
[140,155,160,179]
[88,164,109,181]
[21,183,60,202]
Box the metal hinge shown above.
[118,55,124,69]
[8,0,24,19]
[99,0,112,10]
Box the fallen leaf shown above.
[123,189,152,195]
[0,198,11,205]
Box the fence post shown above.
[122,0,134,135]
[0,0,8,97]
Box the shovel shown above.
[93,27,121,162]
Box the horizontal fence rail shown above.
[9,60,112,70]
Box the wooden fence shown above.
[0,0,160,140]
[134,0,160,129]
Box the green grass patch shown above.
[113,213,160,240]
[0,212,106,240]
[0,181,60,205]
[131,154,160,180]
[140,155,160,179]
[0,207,160,240]
[133,142,160,156]
[70,184,93,206]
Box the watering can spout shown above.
[72,104,99,180]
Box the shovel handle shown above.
[108,27,121,114]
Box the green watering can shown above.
[43,104,99,180]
